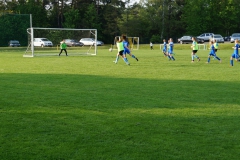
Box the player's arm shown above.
[124,44,130,50]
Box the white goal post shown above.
[112,36,139,50]
[24,28,98,57]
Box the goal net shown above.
[24,28,98,57]
[112,36,139,50]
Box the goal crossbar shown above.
[112,36,139,50]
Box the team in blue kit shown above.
[122,35,138,62]
[206,41,221,64]
[113,35,239,67]
[230,39,239,66]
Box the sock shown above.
[208,57,210,63]
[168,55,171,60]
[171,56,175,60]
[230,60,233,66]
[194,55,198,59]
[123,57,129,64]
[216,56,220,61]
[192,55,194,61]
[115,56,119,63]
[131,55,136,58]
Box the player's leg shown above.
[128,51,138,61]
[114,53,120,64]
[194,50,200,61]
[129,53,137,59]
[122,51,130,65]
[64,49,68,56]
[207,54,211,63]
[59,49,63,56]
[163,49,167,56]
[191,51,195,62]
[230,54,234,66]
[214,55,221,62]
[170,52,175,60]
[167,51,171,60]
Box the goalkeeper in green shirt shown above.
[59,40,68,56]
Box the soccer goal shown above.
[112,36,139,50]
[24,28,98,57]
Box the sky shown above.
[129,0,140,5]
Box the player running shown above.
[162,39,167,56]
[230,39,239,66]
[191,37,200,62]
[206,41,221,64]
[113,37,130,65]
[213,39,219,60]
[167,38,175,61]
[122,35,138,61]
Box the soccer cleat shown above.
[191,60,194,63]
[135,58,138,61]
[113,61,117,64]
[198,58,200,62]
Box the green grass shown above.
[0,45,240,160]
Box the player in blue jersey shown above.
[191,37,200,62]
[162,39,167,56]
[230,39,239,66]
[167,38,175,61]
[206,41,221,63]
[121,35,138,61]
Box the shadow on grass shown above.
[0,73,239,109]
[0,73,240,159]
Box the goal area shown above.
[112,36,139,50]
[24,28,98,57]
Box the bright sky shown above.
[129,0,140,5]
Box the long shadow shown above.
[1,73,240,159]
[0,73,239,109]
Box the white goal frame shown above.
[24,28,98,57]
[112,36,139,50]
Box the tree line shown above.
[0,0,240,46]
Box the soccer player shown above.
[191,37,200,62]
[167,38,175,61]
[214,39,219,53]
[113,37,130,65]
[213,39,219,60]
[230,39,239,66]
[150,42,153,50]
[59,40,68,56]
[162,39,167,56]
[122,35,138,61]
[206,41,221,63]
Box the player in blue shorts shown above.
[167,38,175,61]
[122,35,138,61]
[162,39,167,56]
[230,39,239,66]
[206,41,221,63]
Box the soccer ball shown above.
[109,48,113,52]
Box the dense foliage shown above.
[0,0,240,46]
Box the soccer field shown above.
[0,47,240,159]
